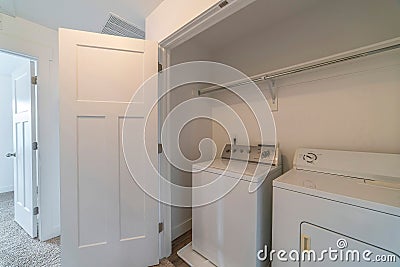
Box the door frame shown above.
[156,0,256,258]
[0,33,58,241]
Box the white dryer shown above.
[178,144,282,267]
[272,148,400,266]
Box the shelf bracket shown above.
[266,77,277,104]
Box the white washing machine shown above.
[272,148,400,266]
[178,144,282,267]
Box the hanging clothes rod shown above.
[198,43,400,96]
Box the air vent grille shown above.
[102,13,145,39]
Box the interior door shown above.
[59,29,159,267]
[11,61,38,238]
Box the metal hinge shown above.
[31,76,38,85]
[158,62,163,72]
[158,222,164,233]
[36,186,39,194]
[219,0,229,8]
[158,144,163,154]
[32,142,38,151]
[33,207,39,215]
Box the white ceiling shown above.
[183,0,322,51]
[1,0,164,32]
[0,51,29,75]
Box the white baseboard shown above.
[172,218,192,241]
[0,185,13,194]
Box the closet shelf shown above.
[198,40,400,96]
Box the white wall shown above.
[146,0,220,42]
[0,74,13,193]
[169,41,213,240]
[210,0,400,77]
[211,51,400,171]
[207,0,400,171]
[0,14,60,240]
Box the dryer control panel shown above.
[221,144,279,165]
[294,148,400,183]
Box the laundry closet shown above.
[163,0,400,261]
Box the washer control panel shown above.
[221,144,277,165]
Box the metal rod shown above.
[198,43,400,95]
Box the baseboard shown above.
[172,218,192,241]
[0,185,13,194]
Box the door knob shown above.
[6,153,16,158]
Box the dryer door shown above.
[299,223,399,266]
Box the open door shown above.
[59,29,159,267]
[11,61,38,238]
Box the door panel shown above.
[59,28,159,267]
[118,118,146,241]
[12,61,38,238]
[76,116,108,247]
[76,45,145,102]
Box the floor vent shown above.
[102,13,145,39]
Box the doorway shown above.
[0,50,60,266]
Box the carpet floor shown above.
[0,192,60,267]
[0,192,175,267]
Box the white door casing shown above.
[59,29,159,266]
[12,61,38,238]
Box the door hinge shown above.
[33,207,39,215]
[158,62,163,72]
[36,186,39,194]
[158,222,164,233]
[32,142,38,151]
[31,76,38,85]
[158,144,163,154]
[219,0,229,8]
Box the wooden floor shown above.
[168,230,191,267]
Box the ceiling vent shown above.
[102,13,145,39]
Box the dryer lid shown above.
[274,169,400,216]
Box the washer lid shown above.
[193,159,279,182]
[274,169,400,217]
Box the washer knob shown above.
[261,150,270,159]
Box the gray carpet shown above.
[0,192,175,267]
[0,192,61,267]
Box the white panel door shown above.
[59,29,159,267]
[12,61,38,238]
